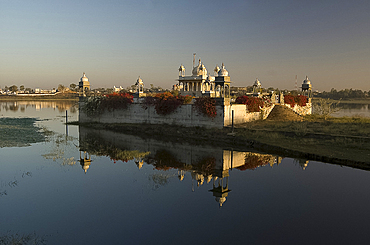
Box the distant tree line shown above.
[315,88,369,100]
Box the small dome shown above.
[303,76,311,84]
[254,78,261,87]
[136,76,143,85]
[302,76,312,90]
[80,72,89,83]
[192,59,208,76]
[218,63,229,77]
[214,65,220,74]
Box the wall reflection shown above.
[78,126,294,207]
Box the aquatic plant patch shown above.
[0,118,45,147]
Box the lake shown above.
[1,101,370,245]
[330,102,370,118]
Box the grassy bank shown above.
[70,115,370,169]
[234,115,370,166]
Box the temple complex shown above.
[177,56,231,99]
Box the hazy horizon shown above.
[1,0,369,91]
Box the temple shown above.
[177,57,231,99]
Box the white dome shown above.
[80,72,89,83]
[254,78,261,87]
[218,63,229,77]
[214,65,220,74]
[136,76,143,85]
[192,59,208,76]
[303,76,311,84]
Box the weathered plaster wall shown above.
[224,104,275,126]
[79,99,277,128]
[284,103,312,116]
[79,100,225,128]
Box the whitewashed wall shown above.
[284,103,312,116]
[79,101,225,128]
[223,104,275,126]
[79,100,276,128]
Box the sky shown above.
[1,0,369,91]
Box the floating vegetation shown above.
[0,231,46,245]
[0,118,46,147]
[0,171,33,198]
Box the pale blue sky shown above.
[1,0,369,91]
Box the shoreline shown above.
[70,121,370,171]
[0,94,78,101]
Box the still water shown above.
[332,102,370,117]
[1,101,370,245]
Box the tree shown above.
[70,83,77,91]
[9,85,18,92]
[313,98,341,120]
[58,84,66,92]
[20,85,25,91]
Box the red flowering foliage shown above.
[193,97,217,118]
[284,94,295,107]
[284,94,307,107]
[143,92,194,115]
[295,95,307,106]
[103,92,133,111]
[235,96,264,112]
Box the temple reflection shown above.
[209,169,230,207]
[78,126,301,207]
[79,151,92,173]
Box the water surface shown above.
[1,101,370,245]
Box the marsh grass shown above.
[0,231,46,245]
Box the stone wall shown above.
[223,104,275,126]
[79,98,276,128]
[284,103,312,116]
[79,99,225,128]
